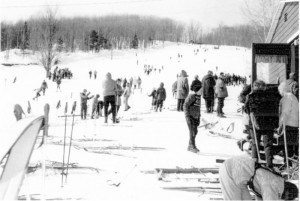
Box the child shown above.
[183,84,202,153]
[148,88,157,110]
[155,83,166,112]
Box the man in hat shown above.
[202,70,216,113]
[176,70,189,111]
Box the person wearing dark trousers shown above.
[244,80,281,169]
[108,79,123,122]
[80,89,93,120]
[202,70,216,113]
[102,72,117,123]
[183,84,201,153]
[215,72,228,117]
[155,82,166,112]
[176,70,189,111]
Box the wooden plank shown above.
[155,168,219,174]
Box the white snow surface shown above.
[0,42,252,200]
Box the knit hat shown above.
[282,181,298,200]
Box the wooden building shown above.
[252,0,299,84]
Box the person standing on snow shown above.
[102,72,117,123]
[41,80,48,95]
[108,78,123,122]
[13,104,26,121]
[215,72,228,117]
[202,70,216,113]
[91,94,100,119]
[80,89,94,120]
[148,88,157,110]
[183,83,201,153]
[155,82,166,112]
[123,82,131,111]
[176,70,189,112]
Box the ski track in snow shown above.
[1,42,252,200]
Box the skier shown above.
[202,70,216,113]
[89,71,92,79]
[123,82,131,111]
[155,82,166,112]
[176,70,189,112]
[108,78,123,122]
[102,72,117,123]
[56,77,62,92]
[183,81,201,153]
[91,94,100,119]
[80,89,93,120]
[148,88,157,110]
[94,70,97,79]
[215,72,228,117]
[41,80,48,95]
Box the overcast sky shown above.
[0,0,250,29]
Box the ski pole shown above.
[61,102,68,187]
[283,123,290,179]
[65,102,76,183]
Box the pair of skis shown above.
[58,101,79,187]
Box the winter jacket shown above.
[80,92,93,105]
[279,92,299,127]
[156,87,166,101]
[238,84,251,103]
[123,86,131,98]
[221,155,284,200]
[215,77,228,98]
[183,91,201,120]
[149,89,157,105]
[201,74,216,99]
[176,70,189,99]
[102,73,117,97]
[115,84,124,106]
[245,88,281,130]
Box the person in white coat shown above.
[215,72,228,117]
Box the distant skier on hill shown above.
[41,80,48,95]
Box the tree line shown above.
[1,14,267,53]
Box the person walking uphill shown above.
[202,70,216,113]
[155,82,166,112]
[176,70,189,111]
[219,155,298,200]
[102,72,117,123]
[215,72,228,117]
[80,89,94,120]
[183,84,202,153]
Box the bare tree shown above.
[37,7,60,77]
[241,0,280,42]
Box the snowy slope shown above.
[0,42,251,200]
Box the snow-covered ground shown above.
[0,42,252,200]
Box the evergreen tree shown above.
[131,34,138,49]
[89,30,99,51]
[21,22,30,51]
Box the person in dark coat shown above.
[183,83,202,153]
[190,75,202,93]
[148,88,157,110]
[202,70,216,113]
[155,82,166,112]
[172,80,177,98]
[244,80,281,168]
[80,89,94,120]
[41,80,48,95]
[176,70,189,111]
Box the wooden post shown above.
[252,43,257,84]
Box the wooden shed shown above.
[252,0,299,84]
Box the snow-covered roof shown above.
[266,0,299,43]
